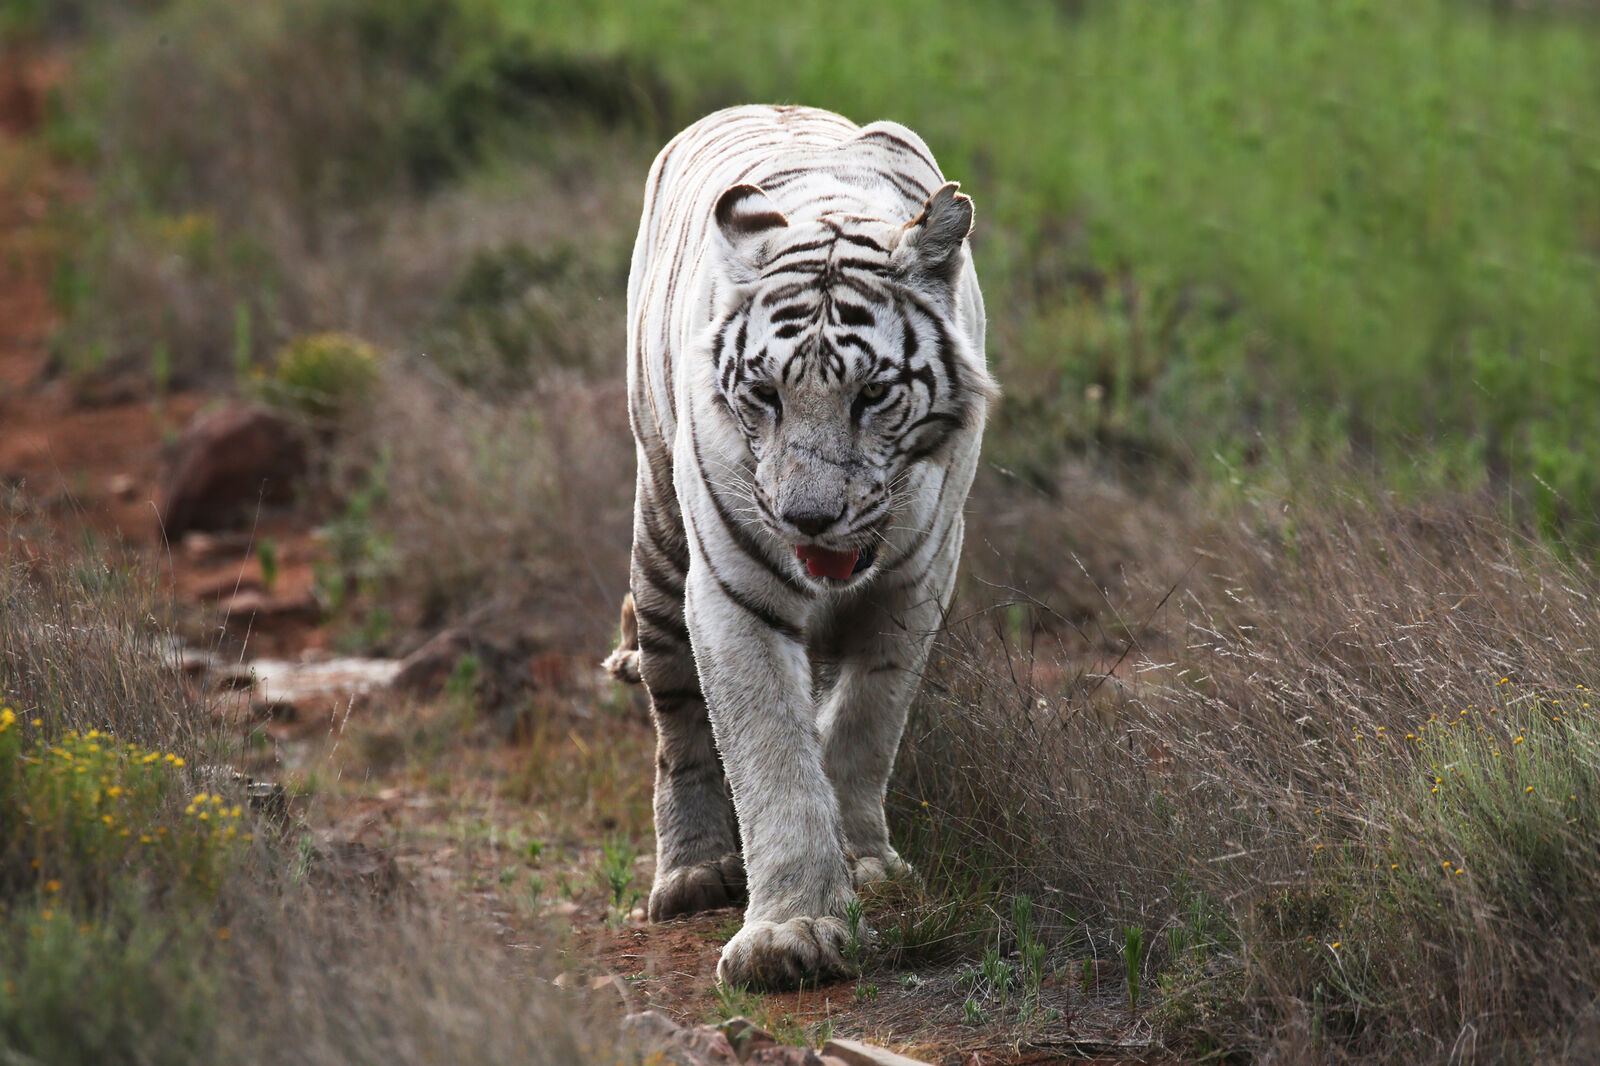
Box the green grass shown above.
[494,0,1600,523]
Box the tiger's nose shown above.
[785,506,844,537]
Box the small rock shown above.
[820,1039,937,1066]
[181,530,259,559]
[748,1048,825,1066]
[624,1011,739,1066]
[222,588,318,621]
[157,404,308,539]
[108,473,139,501]
[722,1018,778,1064]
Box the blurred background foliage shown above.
[11,0,1600,544]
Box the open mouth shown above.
[793,544,877,580]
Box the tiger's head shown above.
[706,181,994,582]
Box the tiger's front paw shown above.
[648,853,747,921]
[716,915,854,989]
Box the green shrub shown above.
[0,902,218,1066]
[260,332,382,421]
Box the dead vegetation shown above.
[894,493,1600,1063]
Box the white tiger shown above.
[605,104,994,988]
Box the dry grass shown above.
[322,360,635,655]
[0,550,213,756]
[894,491,1600,1062]
[0,542,627,1066]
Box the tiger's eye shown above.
[752,383,780,405]
[859,382,887,402]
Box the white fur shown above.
[619,106,990,988]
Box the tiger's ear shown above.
[891,182,973,286]
[714,184,789,283]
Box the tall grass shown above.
[894,495,1600,1062]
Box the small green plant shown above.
[597,835,641,918]
[844,896,868,969]
[1081,957,1094,995]
[710,980,759,1022]
[1123,924,1146,1010]
[256,538,278,594]
[963,995,986,1026]
[853,982,878,1004]
[290,832,317,885]
[445,653,481,712]
[1012,894,1047,1015]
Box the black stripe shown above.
[833,256,889,275]
[634,601,690,644]
[861,129,940,174]
[705,557,802,641]
[901,290,960,396]
[766,239,834,262]
[762,258,831,277]
[769,303,815,323]
[907,412,962,434]
[837,233,887,253]
[836,302,875,327]
[879,167,927,205]
[635,546,684,597]
[754,166,815,188]
[649,686,703,709]
[639,631,686,658]
[641,502,689,572]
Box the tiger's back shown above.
[617,105,992,988]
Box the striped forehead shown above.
[756,220,894,304]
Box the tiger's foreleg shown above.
[629,486,745,921]
[818,543,960,887]
[682,557,857,988]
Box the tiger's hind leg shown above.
[629,488,745,920]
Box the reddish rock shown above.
[157,405,307,539]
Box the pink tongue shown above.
[794,545,860,579]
